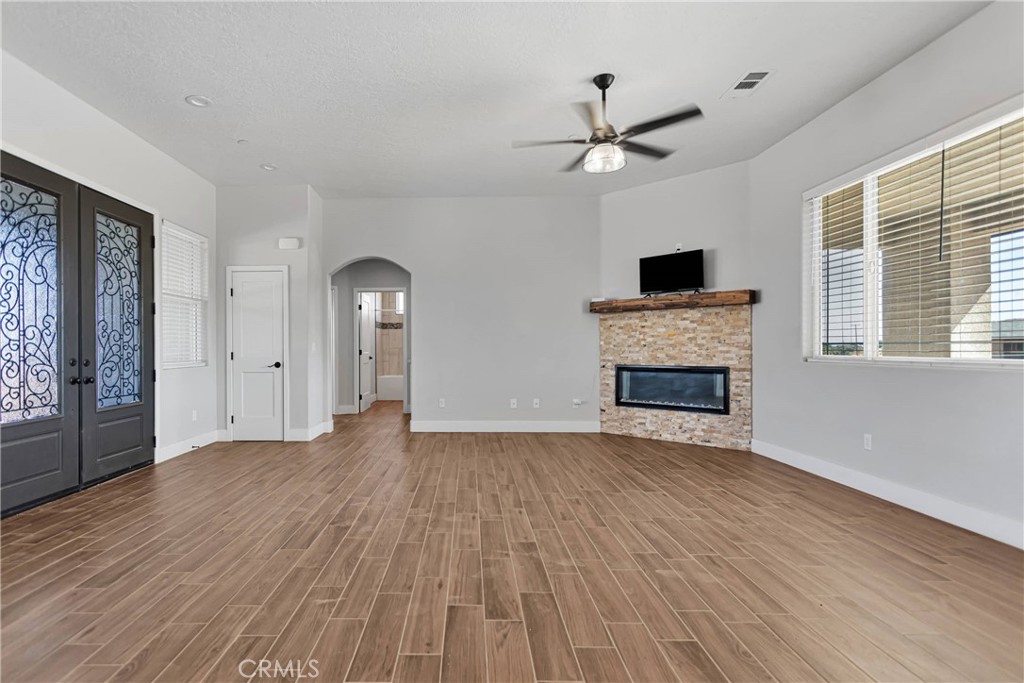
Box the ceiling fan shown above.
[514,73,703,174]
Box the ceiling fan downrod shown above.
[594,73,614,135]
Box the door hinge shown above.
[153,436,157,446]
[230,351,234,360]
[359,349,363,356]
[230,287,234,296]
[231,415,234,424]
[151,236,156,249]
[151,302,156,315]
[358,304,362,310]
[359,394,363,400]
[153,370,157,382]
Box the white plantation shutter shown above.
[161,223,209,367]
[809,113,1024,363]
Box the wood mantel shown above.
[589,289,756,314]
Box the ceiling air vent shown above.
[723,70,774,99]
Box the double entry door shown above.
[1,153,155,515]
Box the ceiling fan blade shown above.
[621,105,703,138]
[512,139,588,148]
[572,101,607,136]
[619,140,674,160]
[572,101,601,131]
[561,148,591,173]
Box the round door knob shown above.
[83,376,95,384]
[69,376,81,385]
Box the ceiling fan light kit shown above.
[514,73,703,175]
[583,143,626,174]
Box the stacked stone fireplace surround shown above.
[599,304,752,450]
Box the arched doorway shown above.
[329,258,411,415]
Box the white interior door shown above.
[231,270,285,440]
[358,292,376,412]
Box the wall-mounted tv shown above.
[639,249,704,295]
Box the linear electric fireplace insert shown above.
[615,365,729,414]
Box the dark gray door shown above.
[1,155,155,515]
[79,188,154,484]
[0,154,82,511]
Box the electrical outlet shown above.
[863,433,872,451]
[572,398,582,408]
[191,409,197,422]
[533,398,541,409]
[439,398,445,409]
[510,398,518,409]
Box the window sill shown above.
[162,362,209,370]
[804,356,1024,372]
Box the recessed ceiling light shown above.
[260,163,277,171]
[185,94,212,108]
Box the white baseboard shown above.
[285,421,335,442]
[216,429,230,442]
[334,405,357,415]
[751,439,1023,549]
[156,430,218,463]
[411,420,600,433]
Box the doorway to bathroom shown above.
[354,288,407,413]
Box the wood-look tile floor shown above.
[2,400,1022,683]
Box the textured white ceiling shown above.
[1,2,984,197]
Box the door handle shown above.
[69,376,81,385]
[267,362,282,368]
[83,376,95,384]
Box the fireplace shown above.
[615,365,729,415]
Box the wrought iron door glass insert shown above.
[615,365,729,414]
[95,213,141,408]
[0,178,60,424]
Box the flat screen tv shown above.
[639,249,704,295]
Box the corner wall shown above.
[216,185,329,439]
[600,161,750,298]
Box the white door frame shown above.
[330,285,338,416]
[353,287,408,413]
[226,265,290,441]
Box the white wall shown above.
[216,185,329,439]
[331,259,412,413]
[746,3,1023,545]
[1,53,219,461]
[307,187,329,433]
[600,161,751,298]
[323,196,601,430]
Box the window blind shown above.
[819,182,866,355]
[810,114,1023,363]
[161,223,209,368]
